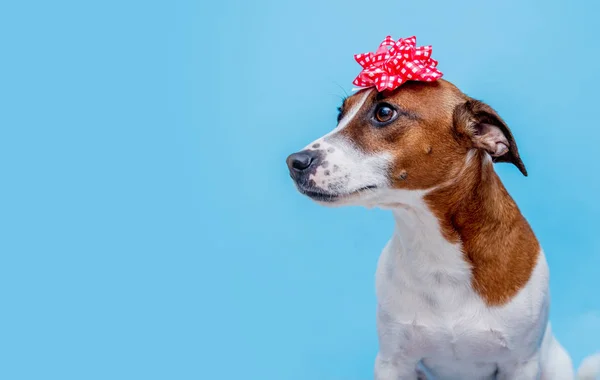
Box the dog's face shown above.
[286,80,526,208]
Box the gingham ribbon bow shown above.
[352,36,443,92]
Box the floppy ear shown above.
[453,98,527,176]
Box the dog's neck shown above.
[389,151,540,306]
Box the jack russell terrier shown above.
[286,78,600,379]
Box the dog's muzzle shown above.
[286,150,322,182]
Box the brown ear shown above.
[453,98,527,176]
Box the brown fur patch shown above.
[337,80,539,306]
[424,152,540,306]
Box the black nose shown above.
[286,150,321,174]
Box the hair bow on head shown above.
[352,36,443,92]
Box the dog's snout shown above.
[286,150,320,174]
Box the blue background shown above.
[1,0,599,379]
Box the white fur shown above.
[578,354,600,380]
[330,89,372,135]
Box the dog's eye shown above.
[374,104,397,124]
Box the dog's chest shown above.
[375,230,548,377]
[376,240,508,357]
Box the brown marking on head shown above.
[336,79,537,306]
[338,81,472,189]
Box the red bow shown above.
[352,36,443,92]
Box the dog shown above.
[286,80,600,379]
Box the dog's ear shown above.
[453,98,527,176]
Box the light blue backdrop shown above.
[1,0,598,379]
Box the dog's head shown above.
[286,80,526,208]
